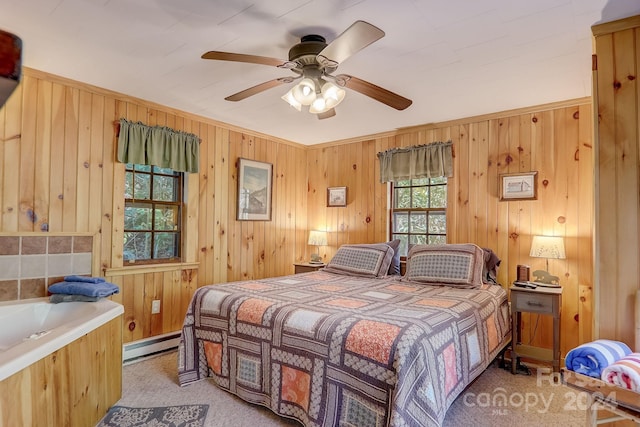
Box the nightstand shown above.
[294,262,325,274]
[510,285,562,374]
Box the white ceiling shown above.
[2,0,639,145]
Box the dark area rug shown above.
[97,404,209,427]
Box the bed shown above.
[178,243,511,426]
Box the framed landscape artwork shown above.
[237,158,273,220]
[499,171,538,201]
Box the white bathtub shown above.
[0,297,124,381]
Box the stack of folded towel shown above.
[48,275,120,303]
[564,339,632,378]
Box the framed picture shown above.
[499,171,538,201]
[237,158,273,220]
[327,186,347,207]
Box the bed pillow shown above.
[386,239,401,275]
[403,243,484,288]
[324,243,395,278]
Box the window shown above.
[124,164,182,264]
[390,177,447,256]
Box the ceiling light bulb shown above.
[321,81,345,109]
[291,78,317,106]
[309,96,328,114]
[281,88,301,111]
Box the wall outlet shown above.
[151,299,161,314]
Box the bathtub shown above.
[0,296,124,381]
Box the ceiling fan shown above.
[201,20,412,119]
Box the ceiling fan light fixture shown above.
[291,78,316,105]
[281,88,302,111]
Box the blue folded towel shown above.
[64,275,106,284]
[48,280,119,298]
[565,339,632,378]
[50,294,102,303]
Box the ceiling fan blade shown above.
[202,51,288,68]
[316,21,385,67]
[225,77,295,102]
[337,75,412,110]
[317,108,336,120]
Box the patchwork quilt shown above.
[178,270,511,427]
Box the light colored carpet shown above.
[110,350,587,427]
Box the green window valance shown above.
[117,118,200,173]
[377,140,453,183]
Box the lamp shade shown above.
[529,235,566,259]
[308,230,327,246]
[292,78,317,106]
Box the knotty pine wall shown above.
[592,15,640,348]
[0,67,594,357]
[0,68,309,343]
[307,99,594,358]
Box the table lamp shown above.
[308,230,327,264]
[529,235,565,285]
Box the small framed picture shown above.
[499,171,538,201]
[327,186,347,207]
[237,158,273,220]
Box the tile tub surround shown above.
[0,234,94,301]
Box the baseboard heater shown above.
[123,332,181,363]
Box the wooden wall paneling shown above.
[253,137,266,278]
[486,121,501,277]
[561,106,581,355]
[1,80,22,231]
[492,121,509,287]
[99,98,116,273]
[475,121,489,248]
[131,272,145,341]
[227,131,240,282]
[241,134,255,280]
[62,86,79,232]
[183,119,200,266]
[594,28,617,339]
[47,83,65,231]
[296,145,308,261]
[262,138,276,275]
[88,94,105,236]
[283,143,294,272]
[447,127,460,244]
[351,142,363,244]
[75,90,92,232]
[275,142,288,275]
[325,146,337,248]
[214,127,229,284]
[196,122,208,284]
[34,78,52,233]
[455,123,471,243]
[612,28,640,347]
[19,75,37,232]
[204,123,216,285]
[466,123,479,245]
[577,103,594,345]
[363,140,375,243]
[374,137,388,246]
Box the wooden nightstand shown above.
[294,263,325,274]
[510,285,562,374]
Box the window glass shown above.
[124,164,182,264]
[390,178,447,256]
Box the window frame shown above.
[389,177,447,258]
[123,164,183,266]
